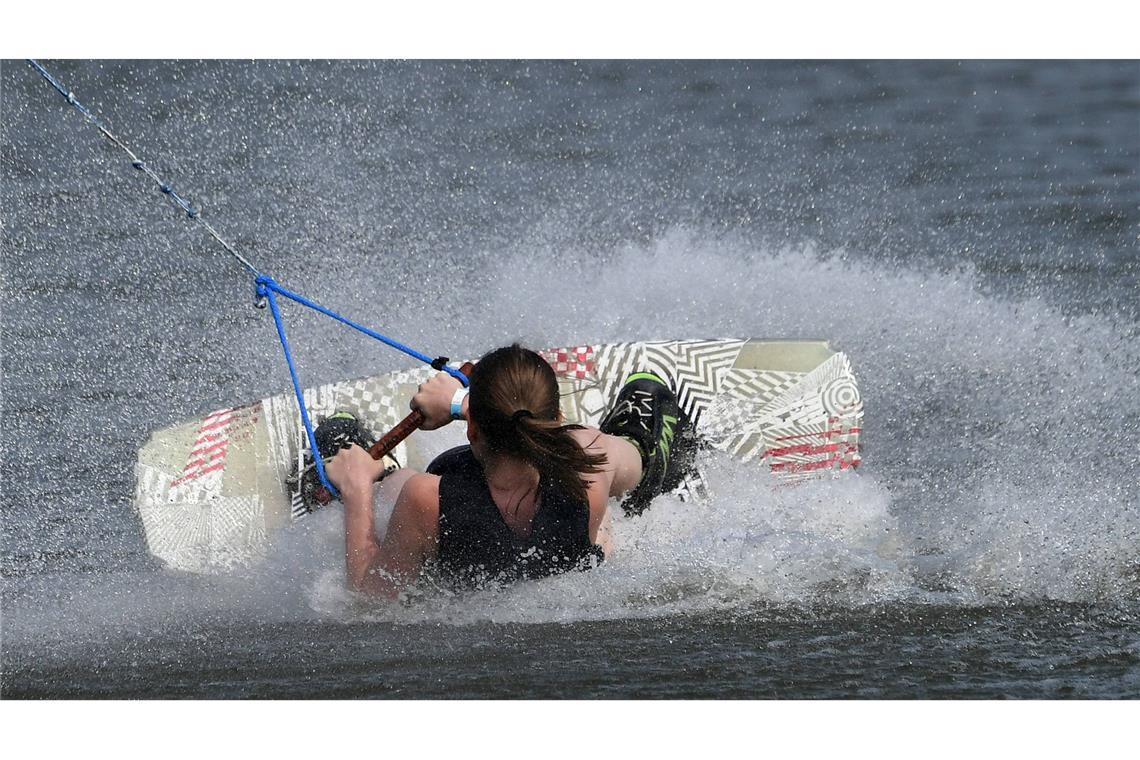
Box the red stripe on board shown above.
[770,456,841,473]
[171,458,228,487]
[171,470,197,487]
[197,415,235,434]
[764,442,840,459]
[203,408,234,421]
[189,438,230,459]
[177,444,229,475]
[191,431,226,447]
[768,446,859,473]
[196,419,233,437]
[179,446,228,473]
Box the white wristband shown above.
[450,388,469,420]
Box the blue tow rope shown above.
[27,59,469,500]
[254,276,468,500]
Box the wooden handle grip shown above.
[312,361,474,506]
[366,409,427,461]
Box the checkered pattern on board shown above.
[540,345,596,379]
[330,376,404,439]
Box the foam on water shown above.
[4,229,1138,642]
[333,227,1138,616]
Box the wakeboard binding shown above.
[289,410,400,512]
[598,372,699,516]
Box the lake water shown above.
[2,59,1137,698]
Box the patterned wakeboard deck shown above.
[135,339,863,573]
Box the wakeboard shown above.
[134,339,863,573]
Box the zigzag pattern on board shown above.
[591,342,646,408]
[760,393,830,431]
[720,368,805,406]
[641,339,746,424]
[700,368,808,458]
[701,397,768,462]
[761,352,851,416]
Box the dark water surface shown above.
[2,60,1138,698]
[5,603,1139,699]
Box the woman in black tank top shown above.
[324,344,648,597]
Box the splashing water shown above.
[10,230,1134,648]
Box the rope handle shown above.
[310,361,474,506]
[257,277,470,501]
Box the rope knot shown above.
[253,275,274,309]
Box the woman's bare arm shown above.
[569,426,641,556]
[326,446,440,597]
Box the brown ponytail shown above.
[467,344,606,504]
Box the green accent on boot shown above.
[658,413,678,462]
[626,371,668,385]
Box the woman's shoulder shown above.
[402,471,442,495]
[396,472,443,524]
[566,425,605,453]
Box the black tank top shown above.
[426,446,604,588]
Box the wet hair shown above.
[467,344,606,504]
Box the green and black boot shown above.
[295,410,399,511]
[313,410,375,459]
[599,372,694,516]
